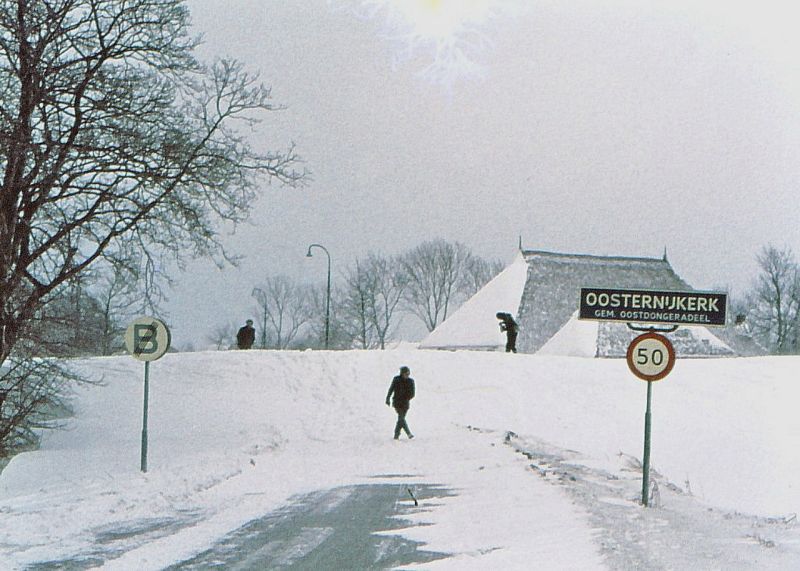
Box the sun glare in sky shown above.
[345,0,800,96]
[389,0,495,40]
[352,0,504,86]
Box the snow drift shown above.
[0,349,798,568]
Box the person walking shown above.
[496,312,519,353]
[385,366,415,440]
[236,319,256,350]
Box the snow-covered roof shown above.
[537,312,600,358]
[419,252,529,350]
[517,250,690,354]
[421,248,762,357]
[538,311,735,358]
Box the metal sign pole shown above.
[124,316,171,474]
[624,326,675,507]
[641,380,653,506]
[579,287,714,509]
[141,360,150,473]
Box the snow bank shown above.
[0,349,798,568]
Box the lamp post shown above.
[251,287,268,349]
[306,244,331,349]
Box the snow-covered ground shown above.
[0,349,799,569]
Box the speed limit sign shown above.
[626,332,675,381]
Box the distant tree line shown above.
[229,241,800,355]
[24,241,800,357]
[215,238,505,351]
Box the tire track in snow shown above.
[500,430,800,570]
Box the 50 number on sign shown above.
[626,332,675,381]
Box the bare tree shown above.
[339,260,378,349]
[91,264,139,355]
[363,254,406,349]
[207,321,237,351]
[400,239,475,331]
[747,245,800,354]
[462,256,505,298]
[0,349,86,457]
[252,276,312,349]
[336,254,407,349]
[306,283,349,349]
[0,0,303,455]
[25,279,112,357]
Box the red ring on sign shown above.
[626,332,675,381]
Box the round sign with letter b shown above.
[626,332,675,381]
[125,317,171,362]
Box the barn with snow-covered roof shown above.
[419,249,762,357]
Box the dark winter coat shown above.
[236,325,255,349]
[386,375,415,409]
[497,313,518,334]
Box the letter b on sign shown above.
[125,317,171,362]
[134,324,158,355]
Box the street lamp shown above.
[251,287,268,349]
[306,243,331,349]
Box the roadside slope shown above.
[0,349,604,569]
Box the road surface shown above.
[167,482,451,570]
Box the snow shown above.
[537,311,599,357]
[419,252,528,350]
[536,311,736,358]
[690,323,734,352]
[0,348,799,569]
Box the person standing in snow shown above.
[385,366,415,440]
[496,312,518,353]
[236,319,256,350]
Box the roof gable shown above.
[419,248,761,357]
[419,252,529,350]
[517,250,691,353]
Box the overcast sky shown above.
[164,0,800,349]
